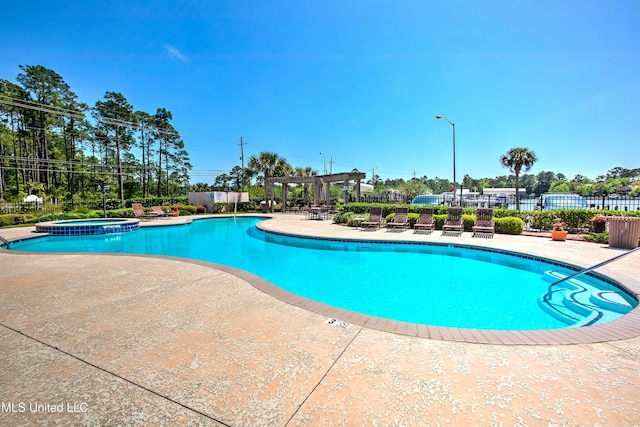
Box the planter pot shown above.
[551,230,568,241]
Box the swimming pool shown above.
[8,217,636,331]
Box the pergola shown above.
[266,171,367,212]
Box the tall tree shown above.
[293,166,316,205]
[93,92,135,201]
[134,111,156,197]
[0,79,30,196]
[229,165,244,191]
[499,147,537,210]
[153,108,186,196]
[16,65,79,192]
[248,151,291,212]
[534,171,557,196]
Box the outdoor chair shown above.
[442,207,464,236]
[386,207,409,231]
[361,206,383,230]
[132,203,158,220]
[473,208,495,238]
[413,208,435,234]
[150,206,170,218]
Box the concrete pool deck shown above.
[0,214,639,425]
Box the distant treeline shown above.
[0,65,191,203]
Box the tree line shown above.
[0,65,191,203]
[199,147,639,206]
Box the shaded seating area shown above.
[386,207,409,231]
[361,206,383,230]
[413,208,435,234]
[132,203,158,220]
[473,208,495,238]
[442,207,464,236]
[307,204,328,220]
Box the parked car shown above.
[538,194,587,210]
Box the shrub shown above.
[346,215,366,227]
[433,214,447,229]
[332,211,351,225]
[333,211,368,227]
[74,206,93,214]
[196,205,207,214]
[495,217,525,234]
[107,209,135,218]
[25,212,99,223]
[584,232,609,244]
[0,214,35,227]
[462,214,475,231]
[407,213,419,228]
[171,205,198,215]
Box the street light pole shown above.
[319,152,327,175]
[435,115,456,205]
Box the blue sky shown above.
[2,0,639,184]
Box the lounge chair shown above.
[132,203,158,220]
[386,207,409,231]
[151,206,170,218]
[442,207,464,236]
[361,206,383,230]
[473,208,495,238]
[413,208,435,233]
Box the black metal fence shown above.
[414,195,640,212]
[0,200,61,215]
[581,196,640,211]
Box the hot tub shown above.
[35,218,140,236]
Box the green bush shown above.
[346,215,366,227]
[333,211,368,227]
[107,209,135,218]
[0,214,35,227]
[407,213,419,228]
[171,205,198,215]
[433,214,447,229]
[332,211,352,224]
[584,232,609,244]
[527,209,640,231]
[461,214,475,231]
[495,217,525,234]
[74,206,93,214]
[25,212,99,223]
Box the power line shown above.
[0,96,181,138]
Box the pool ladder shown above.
[543,246,640,303]
[0,234,10,249]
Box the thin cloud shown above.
[164,44,190,63]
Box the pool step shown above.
[538,271,634,326]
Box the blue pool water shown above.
[9,217,636,330]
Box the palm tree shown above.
[499,147,537,210]
[293,166,317,206]
[248,151,292,212]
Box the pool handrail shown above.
[543,246,640,302]
[0,234,10,249]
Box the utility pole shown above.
[238,136,247,190]
[329,157,334,175]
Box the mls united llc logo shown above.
[1,402,88,413]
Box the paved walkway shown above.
[1,214,639,426]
